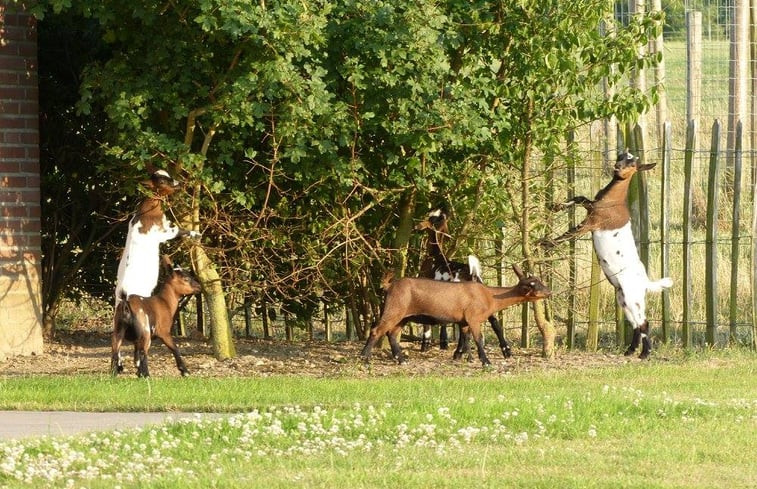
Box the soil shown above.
[0,329,636,378]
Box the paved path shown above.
[0,411,223,440]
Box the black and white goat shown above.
[543,151,673,359]
[415,209,513,360]
[112,255,201,377]
[114,169,199,306]
[361,265,551,366]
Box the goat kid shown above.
[543,151,673,359]
[361,265,551,366]
[415,210,513,359]
[112,255,201,377]
[114,169,200,307]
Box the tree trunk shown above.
[191,243,236,359]
[520,98,555,359]
[392,188,417,276]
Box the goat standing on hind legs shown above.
[112,256,201,377]
[361,265,551,366]
[415,209,513,359]
[114,169,200,308]
[542,151,673,359]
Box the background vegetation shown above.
[29,0,664,359]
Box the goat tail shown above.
[467,255,483,282]
[647,277,673,293]
[381,271,395,291]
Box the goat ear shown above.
[511,264,525,280]
[161,254,173,270]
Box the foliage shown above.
[37,13,119,335]
[32,0,661,343]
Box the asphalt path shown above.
[0,411,224,440]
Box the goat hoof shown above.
[180,370,190,377]
[638,352,651,360]
[623,349,636,357]
[439,342,449,350]
[502,348,512,359]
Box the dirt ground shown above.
[0,329,638,378]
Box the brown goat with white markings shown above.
[361,265,551,366]
[111,255,201,377]
[415,209,514,359]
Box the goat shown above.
[543,151,673,359]
[415,210,513,360]
[361,265,551,366]
[114,169,199,307]
[111,255,201,377]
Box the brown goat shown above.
[111,255,201,377]
[361,265,551,366]
[543,151,673,359]
[415,209,513,359]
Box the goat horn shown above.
[511,264,525,279]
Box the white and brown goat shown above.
[544,151,673,359]
[361,265,551,366]
[112,255,201,377]
[114,169,199,307]
[415,209,513,359]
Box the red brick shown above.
[0,118,27,130]
[0,206,28,218]
[0,146,26,159]
[0,72,19,84]
[0,176,27,188]
[0,161,20,172]
[0,86,27,100]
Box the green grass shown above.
[1,353,756,488]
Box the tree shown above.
[34,0,661,360]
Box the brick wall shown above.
[0,4,43,359]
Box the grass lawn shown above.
[1,351,755,488]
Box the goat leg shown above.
[638,321,652,360]
[551,195,593,212]
[137,351,150,378]
[439,324,449,350]
[452,327,470,361]
[160,336,189,376]
[487,315,512,358]
[470,328,492,367]
[624,327,642,356]
[110,327,125,376]
[420,325,432,352]
[387,328,406,364]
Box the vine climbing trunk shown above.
[520,99,555,359]
[182,110,236,360]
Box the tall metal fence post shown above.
[660,121,672,342]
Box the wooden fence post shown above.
[705,120,722,347]
[682,120,696,348]
[660,121,672,342]
[566,137,577,349]
[729,121,743,345]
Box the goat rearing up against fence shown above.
[361,265,551,366]
[543,151,673,359]
[111,255,201,377]
[115,169,199,307]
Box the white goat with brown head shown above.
[544,151,673,359]
[115,169,199,306]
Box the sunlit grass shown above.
[1,355,755,488]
